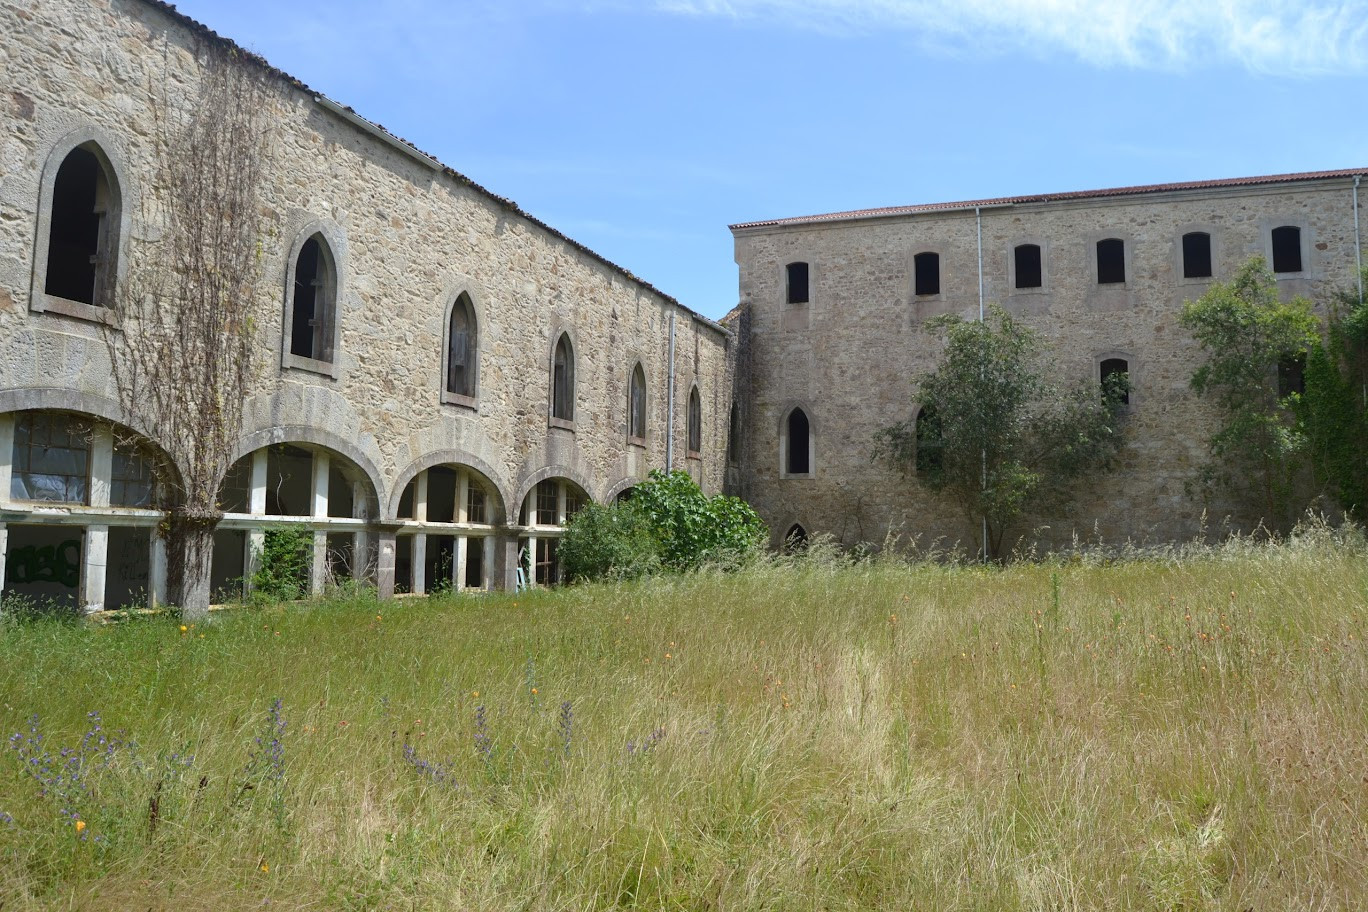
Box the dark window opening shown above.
[786,262,809,304]
[290,235,335,361]
[534,537,559,586]
[784,524,808,552]
[1014,244,1042,289]
[536,479,559,525]
[615,487,635,504]
[687,387,702,454]
[1182,232,1212,279]
[446,293,477,398]
[326,464,356,519]
[727,402,740,465]
[1278,354,1306,398]
[1096,238,1125,285]
[426,466,457,524]
[786,408,811,475]
[46,146,114,306]
[397,479,415,520]
[914,252,940,296]
[629,364,647,440]
[1100,358,1131,406]
[915,407,942,475]
[464,538,484,589]
[552,334,575,421]
[1272,226,1302,273]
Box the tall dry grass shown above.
[1,530,1364,910]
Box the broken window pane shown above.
[11,412,90,504]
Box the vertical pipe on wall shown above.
[1357,176,1365,409]
[666,307,677,472]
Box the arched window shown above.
[786,407,811,475]
[915,406,942,475]
[786,261,809,304]
[628,363,646,441]
[552,333,575,422]
[1182,232,1212,279]
[784,524,809,552]
[446,292,477,399]
[289,234,337,362]
[914,252,940,296]
[1271,225,1303,273]
[1096,238,1125,285]
[1014,244,1042,289]
[1100,358,1130,405]
[45,145,118,307]
[687,387,702,455]
[727,401,741,465]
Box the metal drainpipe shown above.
[1357,176,1365,409]
[666,307,677,472]
[976,206,988,563]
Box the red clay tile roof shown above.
[729,168,1368,231]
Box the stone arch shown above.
[604,475,644,504]
[777,402,816,478]
[388,448,512,523]
[230,425,384,515]
[30,125,135,321]
[511,464,598,525]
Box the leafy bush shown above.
[558,501,661,582]
[249,526,312,602]
[559,471,767,582]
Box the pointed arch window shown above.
[687,387,703,456]
[45,144,118,308]
[445,292,478,400]
[552,333,575,423]
[784,524,809,552]
[628,363,647,441]
[785,407,811,476]
[289,234,337,363]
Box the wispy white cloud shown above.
[651,0,1368,74]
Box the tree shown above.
[874,306,1127,560]
[1179,257,1319,527]
[105,46,276,619]
[1298,267,1368,517]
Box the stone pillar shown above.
[483,533,495,591]
[376,530,396,599]
[148,530,167,608]
[0,523,8,600]
[454,470,469,590]
[412,471,428,595]
[309,451,330,595]
[525,532,537,589]
[501,536,519,592]
[0,413,15,506]
[352,479,370,583]
[82,525,108,614]
[89,425,113,508]
[245,449,268,592]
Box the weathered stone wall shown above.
[734,179,1363,552]
[0,0,734,534]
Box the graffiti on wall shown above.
[8,540,81,588]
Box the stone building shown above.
[729,170,1366,553]
[0,0,735,610]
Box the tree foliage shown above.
[874,307,1127,559]
[1179,258,1319,526]
[559,471,767,582]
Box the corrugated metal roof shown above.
[729,168,1368,231]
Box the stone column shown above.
[309,451,330,595]
[376,530,397,600]
[501,536,519,592]
[352,479,370,583]
[454,470,469,590]
[148,530,167,608]
[245,449,268,591]
[482,533,495,591]
[412,470,428,595]
[82,525,109,614]
[0,523,8,601]
[0,413,15,506]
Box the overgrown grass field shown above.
[2,536,1366,910]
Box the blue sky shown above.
[172,0,1368,320]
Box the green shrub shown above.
[631,469,767,572]
[250,525,312,602]
[558,501,661,582]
